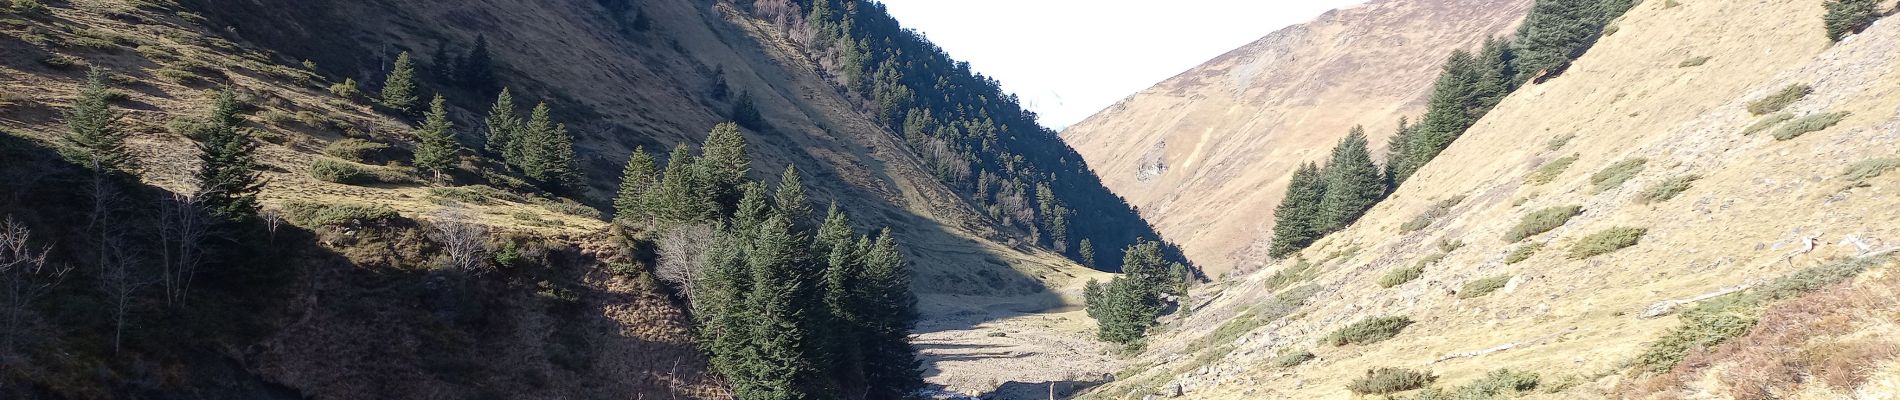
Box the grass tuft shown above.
[1590,158,1648,192]
[1525,155,1579,185]
[1401,195,1466,233]
[1741,113,1793,136]
[1347,367,1437,395]
[1841,158,1900,183]
[1567,227,1647,259]
[1746,84,1811,115]
[1504,205,1583,242]
[1269,349,1316,368]
[1323,316,1413,346]
[1677,56,1710,68]
[1546,134,1576,151]
[1504,242,1544,265]
[1263,259,1319,293]
[1634,174,1700,204]
[1772,112,1851,141]
[1458,275,1512,299]
[1379,264,1425,288]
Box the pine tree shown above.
[1078,238,1096,268]
[819,231,868,395]
[736,212,820,399]
[412,95,460,176]
[483,88,520,159]
[458,34,497,94]
[195,90,263,223]
[381,51,420,113]
[1269,162,1327,258]
[538,123,583,190]
[1383,118,1416,188]
[1513,0,1599,83]
[63,68,131,174]
[1083,240,1172,344]
[430,42,457,82]
[1317,127,1384,232]
[1824,0,1880,41]
[814,203,854,253]
[517,102,553,175]
[734,182,773,235]
[700,123,751,209]
[654,143,715,224]
[732,91,764,130]
[613,146,659,223]
[696,231,758,399]
[856,230,924,397]
[773,166,811,229]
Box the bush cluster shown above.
[1841,158,1900,183]
[1504,242,1544,265]
[1504,205,1582,242]
[1525,155,1579,186]
[1379,264,1426,288]
[1773,111,1850,141]
[1458,275,1512,299]
[1746,84,1811,115]
[1568,227,1647,259]
[321,138,392,163]
[1347,367,1437,395]
[278,201,402,227]
[1635,174,1700,204]
[1269,349,1316,368]
[1590,158,1648,192]
[1323,316,1413,346]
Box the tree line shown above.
[612,124,925,399]
[1269,0,1635,258]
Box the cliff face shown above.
[1077,0,1900,398]
[1061,0,1532,275]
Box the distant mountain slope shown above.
[1078,0,1900,397]
[1061,0,1532,274]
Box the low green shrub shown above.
[1437,237,1466,253]
[310,158,412,185]
[1635,174,1701,204]
[1404,369,1541,400]
[1401,195,1467,233]
[1526,155,1579,185]
[1567,227,1647,259]
[1841,158,1900,183]
[429,187,498,205]
[541,198,602,219]
[1458,275,1512,299]
[1379,264,1425,288]
[512,211,565,228]
[1772,111,1850,141]
[329,78,361,99]
[1677,56,1710,68]
[1590,158,1648,192]
[8,0,46,14]
[1323,316,1413,346]
[1746,84,1811,115]
[1504,205,1582,242]
[1347,367,1437,395]
[1741,113,1794,136]
[1263,259,1319,293]
[40,54,82,70]
[1546,134,1576,151]
[1416,253,1447,268]
[1633,311,1756,373]
[279,201,401,227]
[1504,242,1544,265]
[322,138,392,163]
[1269,349,1316,368]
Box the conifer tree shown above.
[195,90,263,223]
[1269,162,1327,258]
[381,51,420,113]
[1824,0,1880,41]
[517,102,553,174]
[1383,118,1416,188]
[696,232,758,398]
[736,212,820,399]
[412,95,460,176]
[613,146,659,223]
[655,143,715,224]
[734,182,773,235]
[1079,238,1096,268]
[1513,0,1599,83]
[430,42,456,82]
[538,123,582,190]
[1317,127,1384,232]
[63,68,131,174]
[773,166,811,228]
[700,123,751,209]
[1083,240,1172,344]
[483,88,520,159]
[458,35,497,94]
[814,203,854,252]
[856,230,924,397]
[732,91,764,130]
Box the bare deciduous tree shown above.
[157,191,210,307]
[1,216,66,356]
[429,206,489,273]
[96,228,150,353]
[656,223,715,304]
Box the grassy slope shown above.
[1084,0,1900,398]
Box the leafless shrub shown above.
[1,216,67,356]
[96,227,152,353]
[429,206,490,273]
[157,190,209,307]
[657,224,715,304]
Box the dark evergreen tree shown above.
[1078,238,1096,268]
[734,182,773,235]
[613,146,659,223]
[1513,0,1600,82]
[430,42,456,83]
[412,95,460,176]
[732,91,764,130]
[381,51,420,113]
[737,212,821,399]
[1083,240,1173,344]
[195,90,262,223]
[483,88,520,159]
[1382,117,1417,189]
[1824,0,1881,41]
[700,123,751,210]
[654,143,714,224]
[1268,162,1326,258]
[62,68,131,174]
[517,102,553,174]
[856,230,924,397]
[458,34,498,94]
[539,123,583,191]
[773,166,811,228]
[1316,127,1383,232]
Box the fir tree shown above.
[814,203,854,253]
[773,166,811,228]
[458,34,497,94]
[195,90,263,223]
[1383,118,1416,188]
[700,123,751,209]
[537,123,582,190]
[613,146,659,223]
[1824,0,1880,41]
[430,42,456,83]
[483,88,520,159]
[1513,0,1599,83]
[734,182,773,235]
[1269,162,1327,258]
[856,230,924,397]
[732,91,764,130]
[63,68,131,174]
[1083,240,1172,344]
[412,95,460,176]
[654,143,715,224]
[381,51,420,113]
[1078,238,1096,268]
[517,102,553,175]
[696,232,758,399]
[736,213,821,399]
[1316,127,1384,232]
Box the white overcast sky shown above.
[876,0,1369,130]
